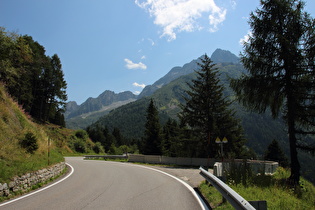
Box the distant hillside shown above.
[65,90,137,129]
[91,61,271,145]
[138,58,200,98]
[65,49,241,129]
[139,49,241,98]
[89,53,315,184]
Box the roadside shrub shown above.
[74,129,88,140]
[20,132,39,154]
[93,142,104,154]
[108,143,117,155]
[73,138,87,153]
[225,160,254,187]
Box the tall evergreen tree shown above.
[179,54,246,158]
[162,118,180,157]
[22,35,51,120]
[0,29,67,126]
[0,29,33,112]
[264,139,289,168]
[230,0,315,185]
[112,127,124,146]
[143,99,162,155]
[47,54,67,125]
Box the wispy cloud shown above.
[239,31,252,45]
[147,38,155,46]
[135,0,227,41]
[230,0,237,10]
[133,82,146,88]
[141,55,146,59]
[124,58,147,70]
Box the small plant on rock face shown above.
[19,132,39,154]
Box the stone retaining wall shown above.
[0,162,66,197]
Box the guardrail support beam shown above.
[199,167,256,210]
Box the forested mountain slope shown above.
[89,51,315,183]
[65,49,242,129]
[91,61,283,153]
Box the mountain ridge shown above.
[138,48,240,98]
[65,48,242,129]
[65,90,137,119]
[65,90,137,129]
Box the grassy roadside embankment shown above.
[0,85,64,184]
[199,167,315,209]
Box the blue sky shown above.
[1,0,315,104]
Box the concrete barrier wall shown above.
[161,156,176,165]
[128,154,278,174]
[214,160,279,175]
[144,155,161,164]
[128,154,145,163]
[128,154,217,167]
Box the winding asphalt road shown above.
[0,157,204,210]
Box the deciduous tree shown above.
[231,0,315,185]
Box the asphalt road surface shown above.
[0,157,204,210]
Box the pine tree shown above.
[143,99,162,155]
[112,127,124,146]
[162,118,180,157]
[230,0,315,185]
[179,54,246,158]
[264,140,289,168]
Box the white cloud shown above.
[135,0,227,41]
[133,82,146,88]
[141,55,146,59]
[209,8,226,32]
[124,58,147,70]
[239,31,252,45]
[133,91,141,95]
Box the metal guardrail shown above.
[199,167,256,210]
[84,155,128,159]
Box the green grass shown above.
[199,167,315,209]
[0,85,65,184]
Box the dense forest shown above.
[0,27,67,126]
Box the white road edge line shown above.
[129,164,208,210]
[0,163,74,207]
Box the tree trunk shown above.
[288,123,300,186]
[287,86,300,186]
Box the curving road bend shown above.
[0,157,204,210]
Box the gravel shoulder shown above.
[141,165,213,188]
